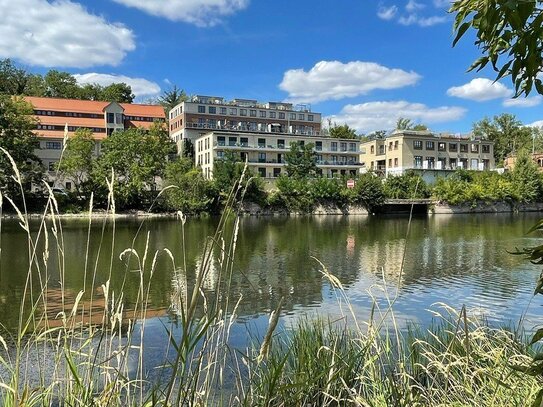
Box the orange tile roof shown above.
[24,96,165,118]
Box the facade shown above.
[195,132,361,179]
[169,95,322,148]
[24,96,165,189]
[361,130,496,176]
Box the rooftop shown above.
[188,95,313,112]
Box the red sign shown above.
[347,179,355,189]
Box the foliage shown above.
[164,158,217,214]
[0,95,42,197]
[158,85,188,115]
[56,128,95,194]
[396,117,428,131]
[213,151,267,205]
[285,142,317,179]
[181,138,195,160]
[383,171,431,199]
[92,123,174,209]
[510,151,543,203]
[310,177,350,205]
[329,123,358,139]
[350,173,385,211]
[451,0,543,97]
[473,113,533,164]
[0,59,134,102]
[273,176,314,212]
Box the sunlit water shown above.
[1,213,543,375]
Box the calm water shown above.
[1,213,543,348]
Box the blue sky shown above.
[1,0,541,133]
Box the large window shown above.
[438,142,446,151]
[258,152,266,162]
[449,143,458,152]
[482,144,491,154]
[460,143,468,152]
[198,105,206,113]
[414,140,423,150]
[471,144,479,153]
[279,112,285,119]
[308,114,314,121]
[258,138,266,148]
[414,155,423,168]
[349,143,357,152]
[315,141,322,151]
[331,142,338,151]
[219,107,227,114]
[240,137,249,147]
[250,110,257,117]
[289,113,296,120]
[269,112,276,118]
[426,141,435,150]
[228,137,237,146]
[230,108,237,115]
[46,141,62,150]
[298,113,305,120]
[217,136,225,146]
[278,139,285,149]
[259,111,266,118]
[240,109,247,116]
[208,106,216,114]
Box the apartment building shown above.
[361,130,495,176]
[169,95,322,148]
[25,96,165,189]
[195,132,361,179]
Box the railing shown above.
[213,142,359,154]
[185,122,320,136]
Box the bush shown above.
[350,173,385,212]
[383,171,430,199]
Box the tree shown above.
[452,0,543,97]
[329,123,358,139]
[285,142,317,179]
[158,86,188,116]
[510,151,543,202]
[0,59,31,95]
[101,83,134,103]
[164,158,217,214]
[181,139,195,160]
[396,117,428,131]
[0,95,42,196]
[92,122,174,209]
[472,113,532,164]
[57,128,95,195]
[351,173,385,212]
[43,70,81,99]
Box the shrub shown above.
[383,171,430,199]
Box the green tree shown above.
[472,113,532,164]
[396,117,428,131]
[0,95,42,196]
[510,152,543,202]
[158,86,188,115]
[43,70,81,99]
[350,173,385,212]
[92,123,173,209]
[383,172,430,199]
[164,158,217,214]
[329,123,358,139]
[0,59,31,95]
[100,83,134,103]
[451,0,543,97]
[57,128,95,195]
[181,139,195,160]
[285,142,317,179]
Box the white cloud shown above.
[111,0,249,27]
[377,5,398,20]
[446,78,513,101]
[279,60,421,104]
[328,100,466,133]
[406,0,425,12]
[398,14,447,26]
[73,73,162,98]
[502,95,542,108]
[528,120,543,128]
[0,0,135,68]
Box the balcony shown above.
[185,121,320,136]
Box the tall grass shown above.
[0,148,540,406]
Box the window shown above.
[379,145,385,155]
[370,145,375,154]
[388,159,392,167]
[426,141,435,150]
[198,105,206,113]
[258,167,266,177]
[414,140,423,150]
[289,113,296,120]
[46,141,62,150]
[394,158,398,167]
[277,139,285,149]
[414,156,423,168]
[217,136,225,146]
[217,107,225,115]
[437,157,446,169]
[258,152,266,162]
[349,143,357,152]
[471,144,479,153]
[240,137,249,146]
[449,143,458,152]
[340,142,347,152]
[259,111,266,118]
[279,112,285,119]
[208,106,216,114]
[315,141,322,151]
[48,161,56,171]
[240,109,247,116]
[450,158,457,169]
[258,138,266,148]
[438,142,446,151]
[230,108,237,115]
[269,112,276,118]
[425,156,435,169]
[331,142,338,151]
[107,112,115,123]
[250,110,257,117]
[273,168,281,177]
[228,137,237,146]
[389,142,393,151]
[298,113,305,120]
[217,151,225,159]
[482,144,490,154]
[460,143,468,152]
[308,114,314,121]
[298,140,305,147]
[394,140,399,150]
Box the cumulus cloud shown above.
[111,0,249,27]
[328,100,466,133]
[377,0,447,27]
[73,73,162,98]
[447,78,512,101]
[0,0,135,68]
[502,96,542,108]
[279,60,421,104]
[528,120,543,128]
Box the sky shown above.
[0,0,541,134]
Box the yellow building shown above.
[361,130,495,176]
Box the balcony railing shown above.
[213,142,359,154]
[185,122,320,136]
